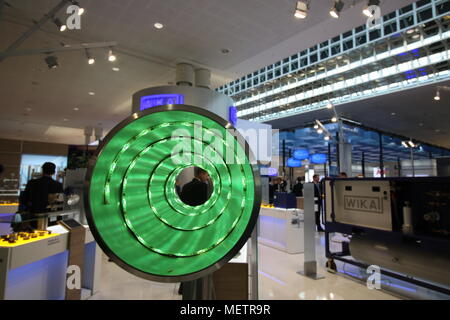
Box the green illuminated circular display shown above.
[85,105,261,282]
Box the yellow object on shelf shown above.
[0,231,59,248]
[0,203,19,206]
[261,204,275,209]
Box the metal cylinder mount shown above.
[195,68,211,89]
[175,63,194,87]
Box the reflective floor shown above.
[92,232,399,300]
[258,233,398,300]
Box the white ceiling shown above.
[0,0,417,145]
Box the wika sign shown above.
[344,196,383,214]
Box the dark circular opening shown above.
[176,167,213,207]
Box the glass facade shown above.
[278,121,450,177]
[217,0,450,122]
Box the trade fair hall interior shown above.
[0,0,449,300]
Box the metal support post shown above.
[297,183,324,280]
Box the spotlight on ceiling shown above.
[294,1,309,19]
[324,136,331,141]
[363,0,380,17]
[314,124,319,130]
[330,0,344,19]
[434,89,440,101]
[407,141,416,148]
[108,48,117,62]
[85,49,95,65]
[45,55,59,69]
[326,102,333,109]
[53,17,66,32]
[317,129,324,134]
[331,117,338,123]
[71,1,85,15]
[402,141,409,148]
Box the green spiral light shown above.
[85,105,260,282]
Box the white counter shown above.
[0,225,102,300]
[258,207,304,254]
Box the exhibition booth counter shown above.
[258,207,304,254]
[0,223,101,300]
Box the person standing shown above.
[312,174,324,232]
[20,162,63,226]
[268,177,281,204]
[292,177,304,197]
[180,168,210,206]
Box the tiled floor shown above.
[91,232,399,300]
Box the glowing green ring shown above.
[85,105,261,282]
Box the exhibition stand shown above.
[0,224,101,300]
[258,207,304,254]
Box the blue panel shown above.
[229,106,238,126]
[268,168,278,176]
[140,94,185,111]
[6,251,68,300]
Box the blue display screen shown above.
[293,149,310,160]
[287,158,302,168]
[140,94,185,111]
[310,153,327,164]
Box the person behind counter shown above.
[20,162,63,218]
[339,172,348,178]
[268,177,282,204]
[292,177,304,197]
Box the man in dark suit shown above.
[20,162,63,219]
[180,168,210,206]
[292,177,304,197]
[313,174,324,232]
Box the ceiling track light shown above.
[330,0,344,19]
[434,90,440,101]
[326,101,333,109]
[295,1,309,19]
[363,0,380,17]
[85,48,95,65]
[45,55,59,69]
[331,117,338,123]
[71,1,85,15]
[53,17,66,32]
[108,47,117,62]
